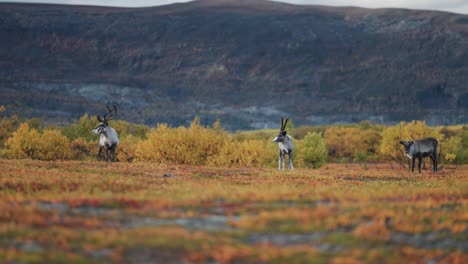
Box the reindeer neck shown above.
[100,128,109,137]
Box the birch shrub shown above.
[135,119,274,167]
[4,123,40,159]
[300,132,328,168]
[135,119,226,165]
[5,123,72,160]
[208,140,266,168]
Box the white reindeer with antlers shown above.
[92,105,119,162]
[273,117,294,171]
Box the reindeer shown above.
[400,137,439,173]
[92,105,119,162]
[273,117,294,171]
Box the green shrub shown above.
[455,128,468,164]
[0,115,20,148]
[353,151,368,162]
[61,114,96,142]
[300,132,328,168]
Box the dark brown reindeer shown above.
[92,105,119,162]
[400,137,439,173]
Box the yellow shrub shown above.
[135,120,226,165]
[380,121,441,164]
[5,123,72,160]
[441,136,462,164]
[5,123,40,159]
[38,129,72,160]
[116,136,139,162]
[324,127,380,159]
[70,137,95,160]
[134,119,281,168]
[262,139,282,168]
[379,125,403,161]
[444,153,457,163]
[208,140,265,168]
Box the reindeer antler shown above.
[105,105,117,122]
[107,105,117,116]
[410,121,416,140]
[399,122,403,140]
[283,118,288,131]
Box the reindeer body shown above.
[273,118,294,171]
[99,127,119,149]
[400,137,438,173]
[93,105,119,162]
[277,135,294,171]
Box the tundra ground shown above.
[0,159,467,263]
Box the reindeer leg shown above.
[429,155,436,172]
[288,153,294,170]
[418,157,422,173]
[282,153,285,171]
[111,146,117,162]
[97,146,103,161]
[106,148,110,162]
[109,146,113,162]
[278,151,282,171]
[112,148,116,162]
[411,158,415,173]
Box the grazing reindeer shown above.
[400,137,439,173]
[92,105,119,162]
[273,117,294,171]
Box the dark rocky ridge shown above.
[0,0,467,129]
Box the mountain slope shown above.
[0,0,467,129]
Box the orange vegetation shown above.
[0,159,466,263]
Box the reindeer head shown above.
[273,117,288,143]
[92,105,117,135]
[399,140,414,155]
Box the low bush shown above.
[4,123,40,159]
[5,123,72,160]
[208,140,265,168]
[116,136,139,163]
[1,116,466,167]
[70,137,95,160]
[135,119,226,165]
[300,132,328,168]
[38,129,72,160]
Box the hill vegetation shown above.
[0,0,467,129]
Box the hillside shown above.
[0,0,467,129]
